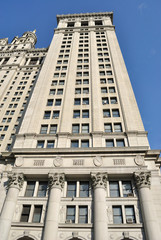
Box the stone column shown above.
[43,173,65,240]
[0,172,24,240]
[134,171,161,240]
[91,172,108,240]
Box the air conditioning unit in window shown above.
[65,219,73,224]
[126,218,133,224]
[127,193,134,197]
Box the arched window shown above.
[18,237,34,240]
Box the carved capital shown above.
[8,172,24,189]
[48,173,65,190]
[91,172,108,189]
[134,171,151,189]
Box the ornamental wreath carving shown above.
[134,171,151,189]
[8,172,24,189]
[48,173,65,189]
[91,172,108,189]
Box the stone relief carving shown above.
[53,156,63,167]
[60,206,66,222]
[8,173,24,189]
[134,171,151,189]
[93,156,103,167]
[48,173,65,189]
[15,157,24,167]
[134,155,144,166]
[107,206,113,223]
[91,172,108,189]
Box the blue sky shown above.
[0,0,161,150]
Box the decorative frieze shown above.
[91,172,108,189]
[48,173,65,190]
[7,172,24,189]
[134,171,151,189]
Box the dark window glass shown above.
[109,181,120,197]
[79,206,88,223]
[25,182,35,197]
[32,206,42,223]
[113,206,123,224]
[80,182,89,197]
[20,205,31,222]
[67,182,76,197]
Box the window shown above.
[80,182,89,197]
[76,79,82,85]
[102,97,109,105]
[109,87,115,93]
[83,88,89,94]
[82,98,89,105]
[51,80,57,86]
[113,206,123,224]
[47,141,55,148]
[40,125,48,134]
[79,206,88,223]
[108,78,114,83]
[20,205,31,222]
[81,21,88,26]
[101,87,107,93]
[112,109,120,117]
[59,80,65,85]
[116,139,125,147]
[72,124,80,133]
[37,141,44,148]
[103,109,110,118]
[104,123,112,132]
[66,206,75,223]
[125,206,136,223]
[74,98,81,105]
[37,182,48,197]
[75,88,81,94]
[71,140,79,148]
[83,79,89,84]
[55,99,61,106]
[109,181,120,197]
[73,110,80,118]
[47,99,53,106]
[114,123,122,132]
[25,181,35,197]
[122,181,133,197]
[82,110,89,118]
[110,97,117,104]
[81,140,89,148]
[57,89,63,95]
[67,22,75,27]
[106,139,114,147]
[53,111,59,119]
[67,182,76,197]
[49,125,57,134]
[82,124,89,133]
[44,111,51,119]
[32,206,42,223]
[95,20,103,25]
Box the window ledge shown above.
[108,223,143,229]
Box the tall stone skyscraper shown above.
[0,12,160,240]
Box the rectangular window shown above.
[82,124,89,133]
[57,89,63,95]
[49,125,57,134]
[103,109,111,118]
[37,182,48,197]
[67,182,76,197]
[72,124,80,133]
[47,141,55,148]
[109,181,120,197]
[71,140,79,148]
[53,111,59,119]
[109,87,115,93]
[112,109,120,117]
[104,123,112,132]
[73,110,80,118]
[37,141,44,148]
[75,88,81,94]
[116,139,125,147]
[114,123,122,132]
[80,182,89,197]
[81,140,89,148]
[32,206,42,223]
[82,98,89,105]
[44,111,51,119]
[66,206,75,223]
[79,206,88,223]
[122,181,133,197]
[40,125,48,134]
[110,97,117,104]
[125,206,136,223]
[101,87,107,93]
[113,206,123,224]
[55,99,61,106]
[25,181,35,197]
[74,98,81,105]
[106,139,114,147]
[82,110,89,118]
[102,97,109,105]
[20,205,31,222]
[83,88,89,94]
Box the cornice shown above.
[57,12,113,24]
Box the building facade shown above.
[0,12,161,240]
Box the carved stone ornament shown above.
[48,173,65,190]
[91,172,108,189]
[53,156,63,167]
[134,171,151,189]
[134,155,144,166]
[93,156,103,167]
[8,173,24,189]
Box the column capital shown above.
[134,171,151,189]
[91,172,108,189]
[48,173,65,190]
[8,172,24,190]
